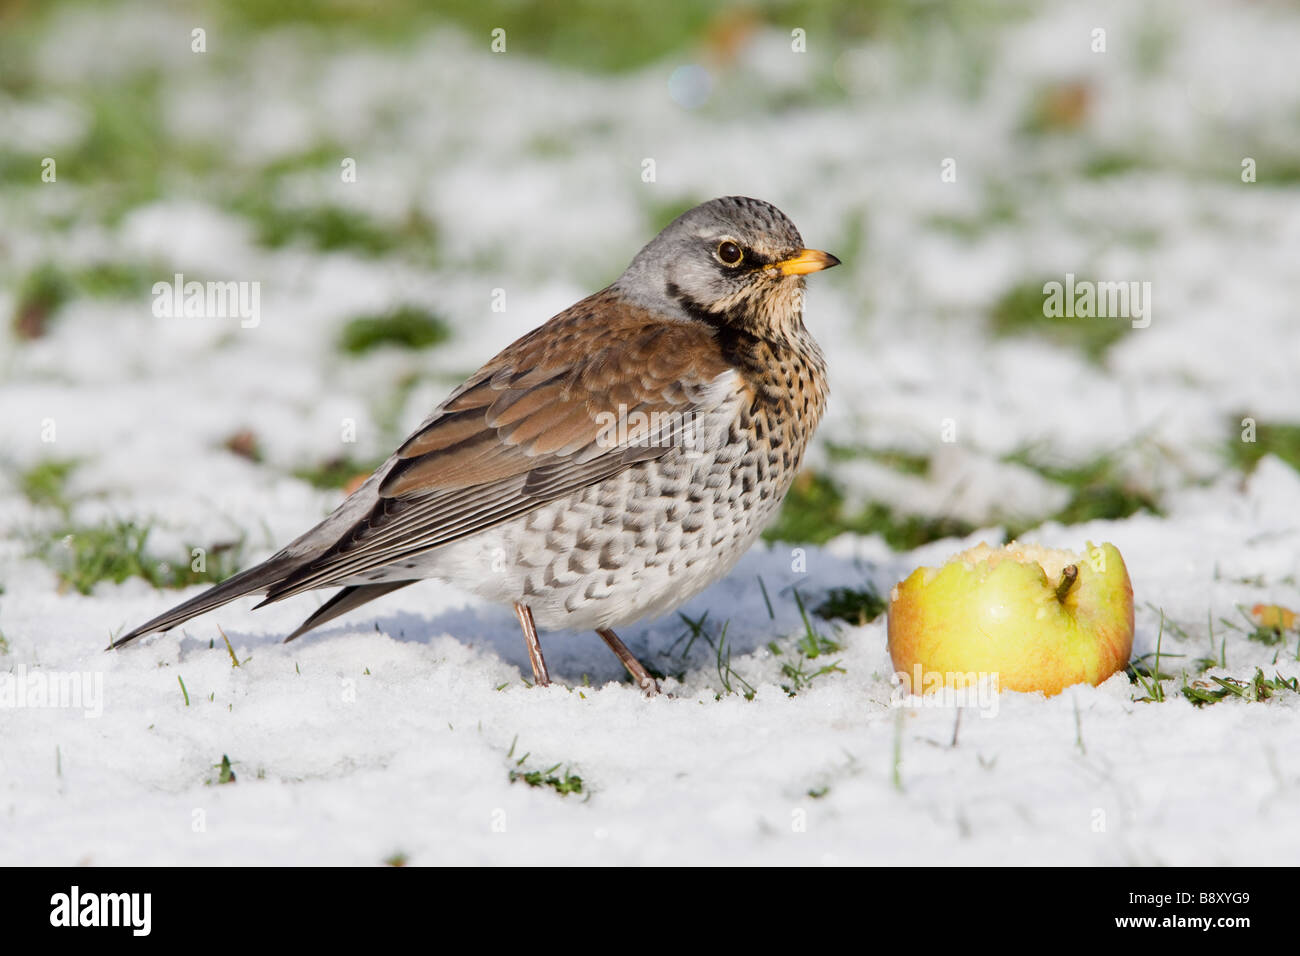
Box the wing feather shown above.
[260,291,739,603]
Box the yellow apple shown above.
[887,541,1134,697]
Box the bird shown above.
[113,196,839,694]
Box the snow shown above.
[1,0,1299,864]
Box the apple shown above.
[887,541,1134,697]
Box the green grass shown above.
[814,585,886,626]
[506,736,585,796]
[988,277,1128,363]
[1205,604,1300,662]
[11,265,75,339]
[763,472,975,551]
[209,754,237,785]
[509,763,585,795]
[713,623,757,700]
[52,76,171,220]
[1082,151,1147,179]
[763,473,841,543]
[338,306,452,355]
[344,1,720,73]
[239,199,439,259]
[792,588,839,658]
[826,442,929,475]
[666,611,759,698]
[11,261,165,339]
[667,609,715,668]
[892,709,905,792]
[676,592,849,697]
[206,0,1024,74]
[18,459,78,511]
[1124,606,1299,708]
[777,588,845,695]
[1226,419,1300,474]
[34,520,243,594]
[1183,668,1300,708]
[1247,621,1288,647]
[1004,449,1161,535]
[292,456,384,490]
[66,261,160,299]
[22,261,154,305]
[1128,610,1169,703]
[0,0,1030,258]
[923,183,1021,241]
[1218,603,1293,648]
[1241,154,1300,186]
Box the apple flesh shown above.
[887,541,1134,697]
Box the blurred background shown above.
[2,0,1299,597]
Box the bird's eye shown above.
[716,240,743,266]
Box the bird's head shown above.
[615,196,839,339]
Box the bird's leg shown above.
[513,602,550,687]
[596,628,660,696]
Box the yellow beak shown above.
[774,248,842,276]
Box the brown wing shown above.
[261,289,738,602]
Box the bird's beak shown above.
[774,249,841,276]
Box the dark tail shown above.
[110,556,299,649]
[112,561,416,650]
[282,581,414,642]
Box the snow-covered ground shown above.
[1,0,1299,865]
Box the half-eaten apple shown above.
[887,541,1134,697]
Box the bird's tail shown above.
[109,555,299,649]
[282,581,413,642]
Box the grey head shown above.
[613,196,840,332]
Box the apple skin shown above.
[887,541,1134,697]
